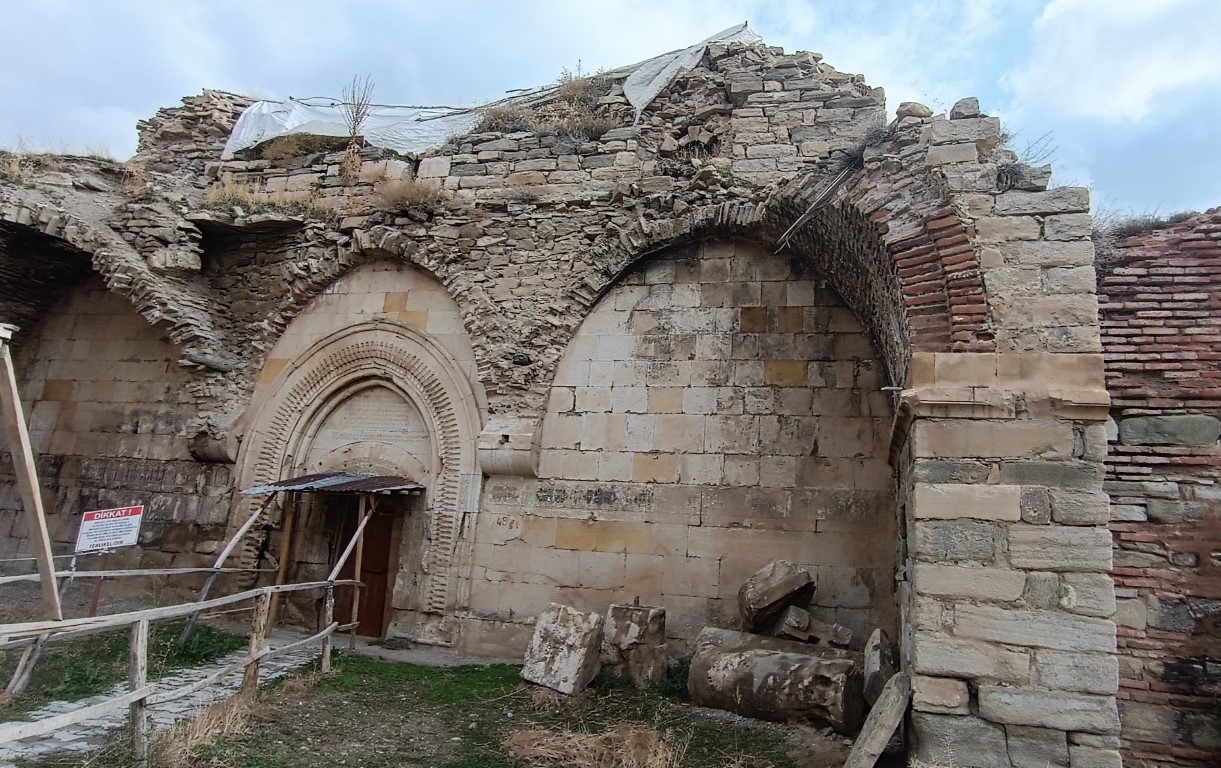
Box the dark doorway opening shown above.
[326,495,405,638]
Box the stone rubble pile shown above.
[521,561,898,742]
[521,601,667,695]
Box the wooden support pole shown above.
[349,494,368,650]
[180,494,276,645]
[267,492,298,628]
[320,586,335,674]
[129,619,150,768]
[0,325,62,621]
[242,592,271,697]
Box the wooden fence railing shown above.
[0,578,359,767]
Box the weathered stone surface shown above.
[978,686,1120,733]
[913,564,1025,601]
[911,713,1010,768]
[1007,725,1069,768]
[1068,745,1123,768]
[770,605,851,647]
[994,188,1090,215]
[600,603,666,688]
[896,101,933,119]
[521,603,604,695]
[1035,649,1119,694]
[912,635,1030,682]
[1058,573,1115,618]
[913,483,1021,521]
[1118,414,1220,446]
[862,628,897,705]
[843,673,909,768]
[1007,525,1112,572]
[911,675,968,715]
[952,604,1116,652]
[1049,490,1110,525]
[912,520,995,562]
[688,627,863,734]
[738,560,815,632]
[949,97,981,119]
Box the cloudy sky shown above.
[1,0,1216,215]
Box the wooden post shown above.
[320,586,335,674]
[180,494,275,645]
[129,619,150,768]
[242,592,271,697]
[348,494,368,650]
[0,325,62,621]
[88,550,109,617]
[267,492,298,628]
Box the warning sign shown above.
[75,506,144,554]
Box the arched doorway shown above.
[234,320,483,644]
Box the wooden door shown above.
[333,502,396,637]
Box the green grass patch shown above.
[0,622,246,719]
[22,652,804,768]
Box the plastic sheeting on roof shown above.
[220,22,762,160]
[222,101,482,160]
[623,22,762,119]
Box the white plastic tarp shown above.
[222,101,482,159]
[623,22,762,118]
[221,22,762,159]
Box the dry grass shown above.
[121,162,154,199]
[503,723,690,768]
[150,695,252,768]
[201,177,330,216]
[478,104,537,133]
[0,150,43,185]
[256,133,348,162]
[374,178,447,212]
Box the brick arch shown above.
[0,198,227,366]
[556,178,992,391]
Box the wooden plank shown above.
[327,507,372,582]
[842,672,910,768]
[0,328,62,621]
[0,580,359,639]
[267,491,298,627]
[320,587,335,674]
[129,619,150,768]
[181,495,276,644]
[349,494,367,649]
[241,593,271,696]
[0,685,154,744]
[0,566,271,587]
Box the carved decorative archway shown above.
[235,320,483,641]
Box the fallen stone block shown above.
[600,603,667,689]
[738,560,815,632]
[770,606,852,648]
[521,603,604,695]
[842,672,910,768]
[688,627,863,734]
[862,628,898,706]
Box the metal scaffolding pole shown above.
[0,324,63,621]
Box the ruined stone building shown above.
[0,30,1217,768]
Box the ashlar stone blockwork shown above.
[0,35,1124,768]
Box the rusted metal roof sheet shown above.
[240,471,424,496]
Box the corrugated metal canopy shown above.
[240,471,425,496]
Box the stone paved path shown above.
[0,638,319,767]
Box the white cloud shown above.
[1002,0,1221,122]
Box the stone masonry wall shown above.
[469,239,895,654]
[0,278,229,577]
[0,36,1124,768]
[1098,209,1221,766]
